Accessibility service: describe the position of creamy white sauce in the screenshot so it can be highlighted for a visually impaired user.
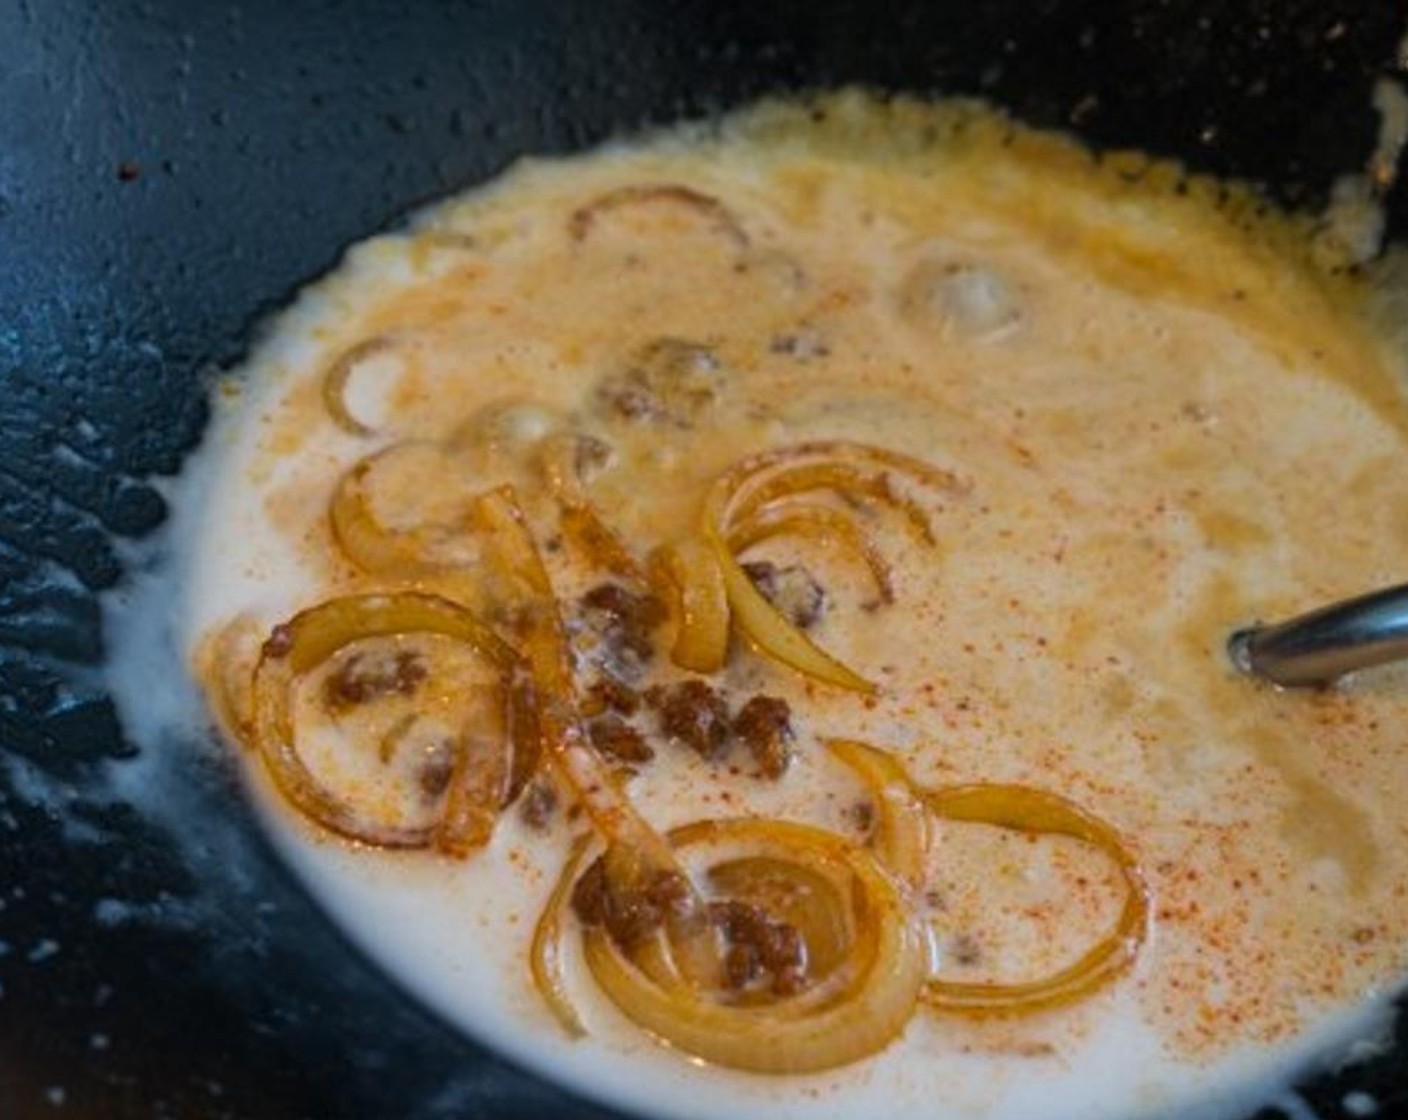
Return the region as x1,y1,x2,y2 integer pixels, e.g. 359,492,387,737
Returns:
104,93,1408,1120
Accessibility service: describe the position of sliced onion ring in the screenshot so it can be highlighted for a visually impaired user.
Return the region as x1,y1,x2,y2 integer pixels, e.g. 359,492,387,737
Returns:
559,503,649,584
537,432,648,584
650,539,730,674
568,185,750,249
322,336,395,437
470,486,719,980
701,441,966,692
709,534,874,692
193,614,264,749
828,738,1150,1015
328,442,477,577
435,690,519,857
503,667,542,804
469,487,657,841
826,739,931,889
718,442,965,546
532,830,595,1038
727,502,895,604
920,782,1150,1014
577,817,929,1073
251,592,520,853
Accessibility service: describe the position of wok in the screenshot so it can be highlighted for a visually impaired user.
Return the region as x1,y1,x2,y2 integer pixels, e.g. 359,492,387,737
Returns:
1,1,1405,1117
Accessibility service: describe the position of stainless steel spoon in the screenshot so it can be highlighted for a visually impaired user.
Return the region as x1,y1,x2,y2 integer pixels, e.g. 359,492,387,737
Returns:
1228,581,1408,687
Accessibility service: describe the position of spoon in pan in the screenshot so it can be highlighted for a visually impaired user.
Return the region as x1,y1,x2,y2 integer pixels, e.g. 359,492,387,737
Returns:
1228,581,1408,687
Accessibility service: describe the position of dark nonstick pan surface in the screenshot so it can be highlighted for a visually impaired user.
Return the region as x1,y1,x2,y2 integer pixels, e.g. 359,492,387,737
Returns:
1,2,1406,1117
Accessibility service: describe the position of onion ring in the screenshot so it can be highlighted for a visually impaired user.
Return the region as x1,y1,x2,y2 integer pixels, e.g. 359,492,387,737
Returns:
920,782,1151,1015
537,432,648,584
828,738,1150,1015
471,485,721,980
650,539,730,674
574,817,929,1073
715,441,965,545
727,502,895,604
251,592,521,852
532,831,595,1038
700,441,966,692
322,337,396,437
826,739,931,889
569,185,750,249
193,613,264,749
328,442,478,577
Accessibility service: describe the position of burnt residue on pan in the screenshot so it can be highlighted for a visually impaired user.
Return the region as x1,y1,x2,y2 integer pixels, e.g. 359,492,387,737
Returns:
0,1,1404,1118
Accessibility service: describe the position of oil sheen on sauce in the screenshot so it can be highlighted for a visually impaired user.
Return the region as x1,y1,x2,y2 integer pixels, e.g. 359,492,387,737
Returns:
175,93,1408,1120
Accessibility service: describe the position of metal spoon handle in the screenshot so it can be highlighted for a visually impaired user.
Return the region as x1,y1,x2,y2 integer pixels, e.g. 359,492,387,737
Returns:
1229,581,1408,687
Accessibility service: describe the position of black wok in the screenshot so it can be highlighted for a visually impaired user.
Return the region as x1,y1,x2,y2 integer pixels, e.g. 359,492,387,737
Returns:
1,1,1405,1117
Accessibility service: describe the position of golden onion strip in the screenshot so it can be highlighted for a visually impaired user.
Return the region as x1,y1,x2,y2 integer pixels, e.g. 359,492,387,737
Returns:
328,442,476,578
537,433,648,584
920,782,1150,1015
579,817,928,1074
503,668,542,804
194,614,264,749
435,687,519,857
731,461,937,544
469,486,716,970
322,336,395,437
711,440,964,536
531,830,594,1038
534,431,587,501
560,503,650,585
650,539,730,674
826,739,931,889
568,184,750,249
828,738,1149,1015
250,592,521,852
706,526,875,692
727,502,895,604
699,441,964,692
468,486,642,825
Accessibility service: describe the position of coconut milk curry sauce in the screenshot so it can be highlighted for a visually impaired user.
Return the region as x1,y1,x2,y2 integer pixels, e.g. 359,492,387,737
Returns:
182,94,1408,1120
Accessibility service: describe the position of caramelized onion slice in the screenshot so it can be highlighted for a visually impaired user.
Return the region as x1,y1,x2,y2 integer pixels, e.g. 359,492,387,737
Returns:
559,503,649,585
707,530,875,693
727,502,895,605
323,337,396,437
470,487,631,817
251,592,520,852
435,686,521,857
719,444,964,548
504,667,542,804
701,441,965,692
193,614,265,749
650,539,730,674
828,738,1150,1015
471,485,720,981
826,739,931,889
537,432,647,584
920,782,1150,1015
329,442,478,577
468,486,648,828
568,185,750,249
532,831,594,1038
577,818,928,1073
